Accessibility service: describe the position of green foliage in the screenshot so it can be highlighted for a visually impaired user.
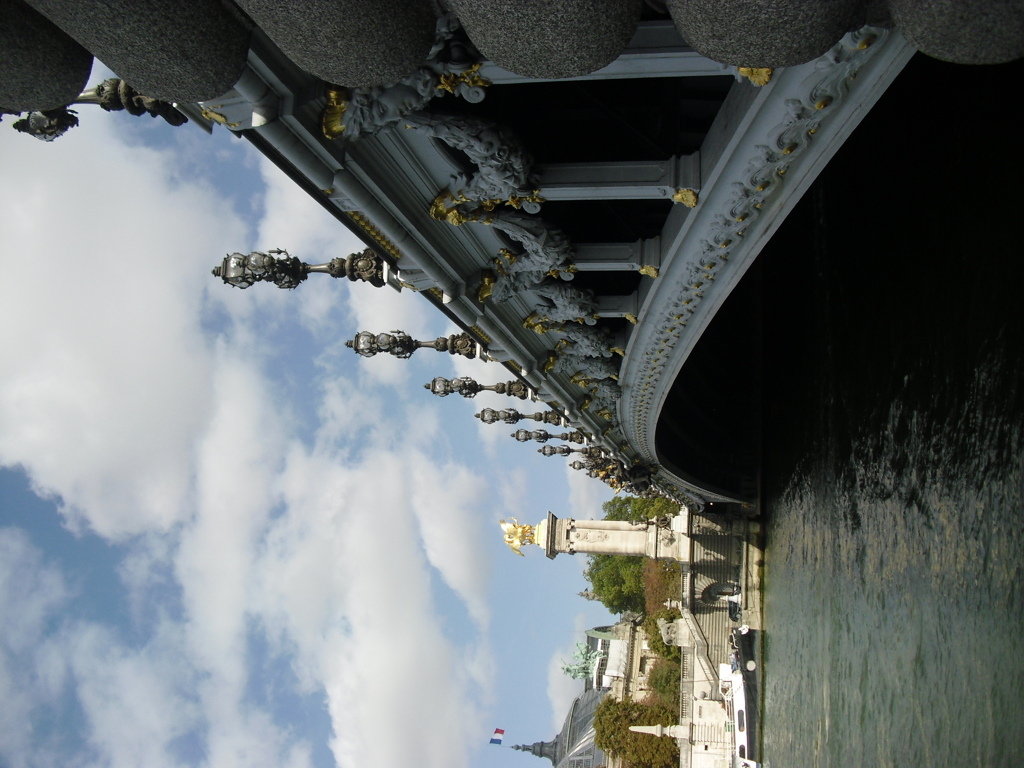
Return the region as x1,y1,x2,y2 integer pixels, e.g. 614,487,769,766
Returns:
642,609,682,663
646,658,681,706
581,497,683,616
583,554,646,615
593,698,679,768
601,496,681,523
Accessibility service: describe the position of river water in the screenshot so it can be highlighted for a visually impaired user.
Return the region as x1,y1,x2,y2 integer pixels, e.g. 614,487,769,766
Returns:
757,54,1024,766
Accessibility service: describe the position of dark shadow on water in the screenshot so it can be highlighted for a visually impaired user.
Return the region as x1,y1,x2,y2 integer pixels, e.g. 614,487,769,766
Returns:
760,52,1024,511
655,257,762,500
754,52,1024,767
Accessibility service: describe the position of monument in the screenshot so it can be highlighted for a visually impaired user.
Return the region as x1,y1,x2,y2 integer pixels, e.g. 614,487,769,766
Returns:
499,512,689,561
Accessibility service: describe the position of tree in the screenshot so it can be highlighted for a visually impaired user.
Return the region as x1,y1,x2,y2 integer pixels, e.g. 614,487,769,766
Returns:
593,698,679,768
580,497,683,615
600,496,680,523
583,553,646,614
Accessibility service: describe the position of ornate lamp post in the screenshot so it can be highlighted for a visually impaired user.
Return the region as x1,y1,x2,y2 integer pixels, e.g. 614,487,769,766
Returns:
425,376,530,400
538,444,572,456
345,330,478,359
475,407,565,425
567,455,654,496
512,428,586,444
8,77,186,142
539,444,605,458
211,248,386,290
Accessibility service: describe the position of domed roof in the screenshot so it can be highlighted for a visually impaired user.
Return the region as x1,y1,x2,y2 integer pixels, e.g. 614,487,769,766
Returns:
513,688,607,768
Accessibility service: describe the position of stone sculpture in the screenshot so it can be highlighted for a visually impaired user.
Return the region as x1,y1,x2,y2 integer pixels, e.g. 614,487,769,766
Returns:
561,642,604,680
486,211,576,300
337,14,489,140
553,324,618,358
407,112,539,207
555,354,621,383
528,280,599,325
656,617,685,647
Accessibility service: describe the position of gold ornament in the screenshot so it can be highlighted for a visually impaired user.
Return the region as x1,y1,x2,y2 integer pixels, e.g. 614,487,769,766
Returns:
499,518,536,557
672,188,698,207
737,67,772,86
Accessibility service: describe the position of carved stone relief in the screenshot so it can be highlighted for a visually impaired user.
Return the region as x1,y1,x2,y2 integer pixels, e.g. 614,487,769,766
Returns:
406,113,539,207
618,26,894,507
333,14,490,141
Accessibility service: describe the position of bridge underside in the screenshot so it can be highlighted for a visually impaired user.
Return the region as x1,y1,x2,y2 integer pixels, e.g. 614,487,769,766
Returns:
655,259,761,502
651,51,1024,508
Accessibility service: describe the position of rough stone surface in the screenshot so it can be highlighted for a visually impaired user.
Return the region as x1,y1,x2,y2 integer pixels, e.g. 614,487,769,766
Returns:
845,0,896,29
24,0,251,103
448,0,642,79
863,0,896,28
234,0,437,87
0,0,93,111
668,0,864,68
889,0,1024,64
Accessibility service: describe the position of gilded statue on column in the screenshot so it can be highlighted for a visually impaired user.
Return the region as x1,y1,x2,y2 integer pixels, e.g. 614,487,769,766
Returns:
499,518,536,556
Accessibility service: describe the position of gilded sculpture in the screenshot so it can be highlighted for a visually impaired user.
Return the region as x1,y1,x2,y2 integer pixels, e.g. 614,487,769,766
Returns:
499,518,536,556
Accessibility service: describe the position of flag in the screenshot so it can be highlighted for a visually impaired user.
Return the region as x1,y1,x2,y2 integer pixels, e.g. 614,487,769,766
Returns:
489,728,505,745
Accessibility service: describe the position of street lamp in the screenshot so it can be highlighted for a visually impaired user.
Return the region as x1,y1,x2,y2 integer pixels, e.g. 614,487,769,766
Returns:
475,408,565,425
345,330,479,359
511,428,586,444
425,376,531,400
211,248,387,290
9,78,187,142
538,444,605,458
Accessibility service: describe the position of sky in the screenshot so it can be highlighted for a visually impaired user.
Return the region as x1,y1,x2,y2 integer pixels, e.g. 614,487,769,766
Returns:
0,64,618,768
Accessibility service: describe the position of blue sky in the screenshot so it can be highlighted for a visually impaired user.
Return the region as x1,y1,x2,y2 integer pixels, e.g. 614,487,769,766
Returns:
0,65,617,768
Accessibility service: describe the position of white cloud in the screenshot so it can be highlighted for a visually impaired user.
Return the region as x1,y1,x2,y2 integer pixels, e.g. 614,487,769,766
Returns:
566,463,613,523
255,156,365,333
0,113,243,539
0,529,68,768
0,529,204,768
64,621,203,768
343,282,438,386
252,443,491,768
0,113,499,768
408,453,493,627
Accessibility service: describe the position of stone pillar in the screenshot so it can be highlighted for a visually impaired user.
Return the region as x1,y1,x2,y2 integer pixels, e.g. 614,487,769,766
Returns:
574,238,661,273
535,512,689,561
629,724,688,739
536,155,699,202
595,293,639,320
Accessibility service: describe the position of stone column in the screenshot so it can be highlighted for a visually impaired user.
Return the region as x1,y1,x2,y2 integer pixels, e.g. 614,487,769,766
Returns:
535,155,699,202
595,293,639,320
573,238,661,273
629,724,688,739
535,512,689,561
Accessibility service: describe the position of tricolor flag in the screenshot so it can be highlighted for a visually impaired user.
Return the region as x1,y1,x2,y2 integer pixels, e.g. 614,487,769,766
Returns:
489,729,505,745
